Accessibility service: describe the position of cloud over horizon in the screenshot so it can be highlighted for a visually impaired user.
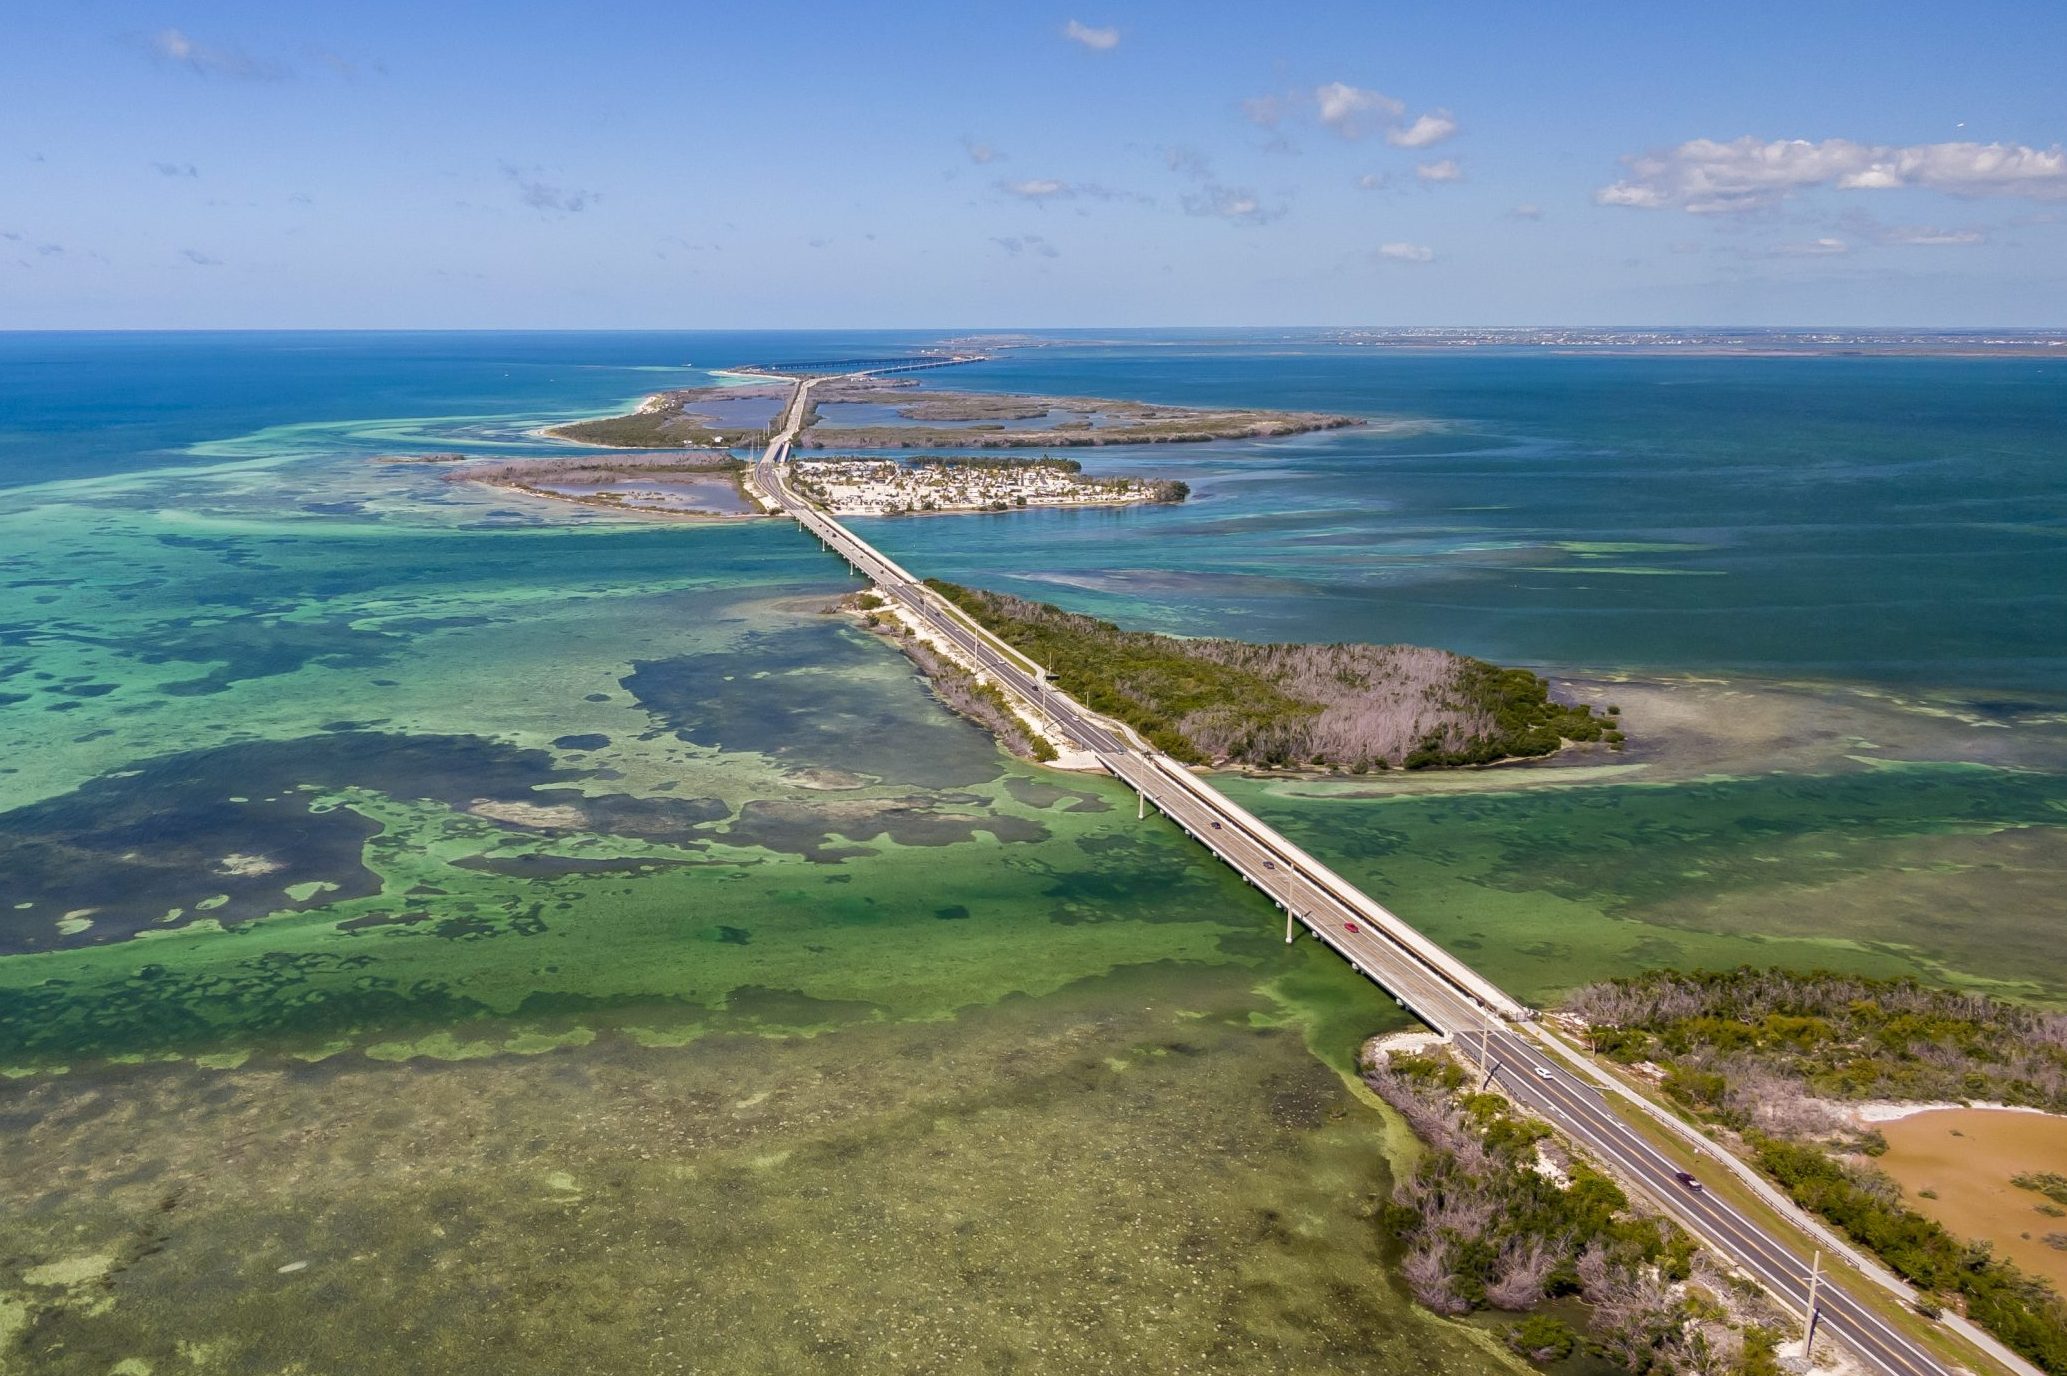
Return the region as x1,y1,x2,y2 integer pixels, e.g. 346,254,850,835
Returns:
1769,237,1850,257
1376,241,1434,263
1598,136,2067,213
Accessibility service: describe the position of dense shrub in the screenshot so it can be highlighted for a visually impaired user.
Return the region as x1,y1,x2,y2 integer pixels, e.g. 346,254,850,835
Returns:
927,582,1609,771
1368,1052,1760,1373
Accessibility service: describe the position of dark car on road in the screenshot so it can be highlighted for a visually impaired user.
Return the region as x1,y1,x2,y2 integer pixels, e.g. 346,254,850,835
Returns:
1673,1171,1704,1193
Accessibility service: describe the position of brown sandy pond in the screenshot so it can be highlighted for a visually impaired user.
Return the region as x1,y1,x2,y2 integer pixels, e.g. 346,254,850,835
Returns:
1875,1108,2067,1292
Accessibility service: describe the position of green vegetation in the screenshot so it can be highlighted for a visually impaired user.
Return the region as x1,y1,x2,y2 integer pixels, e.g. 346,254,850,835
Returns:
546,413,759,449
1368,1050,1782,1373
1507,1312,1577,1362
791,383,1364,450
1566,968,2067,1372
927,582,1609,771
1567,969,2067,1118
543,386,783,450
2014,1173,2067,1208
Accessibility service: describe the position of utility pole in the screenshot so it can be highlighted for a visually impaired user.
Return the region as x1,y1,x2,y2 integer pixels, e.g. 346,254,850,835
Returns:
1803,1250,1822,1355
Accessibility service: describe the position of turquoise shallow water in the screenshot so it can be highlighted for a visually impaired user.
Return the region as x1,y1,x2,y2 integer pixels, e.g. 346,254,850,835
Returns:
0,331,2063,1373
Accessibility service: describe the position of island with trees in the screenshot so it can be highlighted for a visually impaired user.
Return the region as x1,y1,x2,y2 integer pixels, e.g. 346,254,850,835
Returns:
423,451,758,518
920,582,1619,771
542,383,789,449
546,376,1363,451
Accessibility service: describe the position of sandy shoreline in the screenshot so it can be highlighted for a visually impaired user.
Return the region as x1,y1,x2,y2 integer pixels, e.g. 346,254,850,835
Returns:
1848,1100,2062,1125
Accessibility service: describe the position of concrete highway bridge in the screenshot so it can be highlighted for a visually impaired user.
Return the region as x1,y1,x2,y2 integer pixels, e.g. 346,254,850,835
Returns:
732,354,986,377
743,372,2020,1376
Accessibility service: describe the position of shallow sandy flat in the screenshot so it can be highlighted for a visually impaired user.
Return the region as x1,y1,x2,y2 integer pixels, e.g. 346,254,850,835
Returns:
1875,1107,2067,1292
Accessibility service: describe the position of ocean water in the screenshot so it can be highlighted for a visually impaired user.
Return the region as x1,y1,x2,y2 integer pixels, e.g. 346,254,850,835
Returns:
1,331,2063,1373
871,342,2067,693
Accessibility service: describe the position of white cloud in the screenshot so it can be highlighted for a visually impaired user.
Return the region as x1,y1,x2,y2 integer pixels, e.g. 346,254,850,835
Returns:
1181,183,1280,225
998,178,1145,206
1416,159,1463,184
1770,237,1850,256
1509,202,1543,221
999,178,1074,202
1376,241,1434,263
146,28,285,80
1356,173,1390,191
1880,225,1985,246
1063,19,1119,51
1387,110,1458,149
1597,136,2067,213
1314,82,1403,139
152,161,199,178
962,139,1001,165
1596,183,1671,209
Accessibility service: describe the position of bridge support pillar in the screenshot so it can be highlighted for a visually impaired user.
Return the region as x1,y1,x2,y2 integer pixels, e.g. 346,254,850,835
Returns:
1137,790,1145,821
1286,908,1295,944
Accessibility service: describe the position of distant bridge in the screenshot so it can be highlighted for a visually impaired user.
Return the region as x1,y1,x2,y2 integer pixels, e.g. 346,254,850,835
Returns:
731,354,988,377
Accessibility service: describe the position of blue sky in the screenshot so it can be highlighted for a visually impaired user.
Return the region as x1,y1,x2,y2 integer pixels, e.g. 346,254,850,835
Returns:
6,0,2066,327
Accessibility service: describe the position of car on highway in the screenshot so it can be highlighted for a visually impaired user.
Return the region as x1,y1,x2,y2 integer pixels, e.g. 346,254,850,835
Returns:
1672,1170,1704,1193
1344,921,1359,934
1533,1067,1554,1081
